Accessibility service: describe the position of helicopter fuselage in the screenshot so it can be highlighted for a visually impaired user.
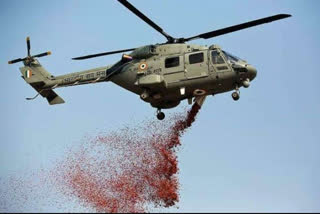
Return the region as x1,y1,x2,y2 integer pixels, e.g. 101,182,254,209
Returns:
13,42,256,110
111,43,257,109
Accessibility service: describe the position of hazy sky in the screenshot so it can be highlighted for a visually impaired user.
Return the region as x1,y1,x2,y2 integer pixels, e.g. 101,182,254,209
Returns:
1,0,320,212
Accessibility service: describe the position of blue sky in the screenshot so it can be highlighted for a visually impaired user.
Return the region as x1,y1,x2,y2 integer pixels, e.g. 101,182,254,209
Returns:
1,0,320,212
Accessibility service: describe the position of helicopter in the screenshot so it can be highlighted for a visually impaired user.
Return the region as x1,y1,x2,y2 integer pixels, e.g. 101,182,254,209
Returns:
8,0,291,120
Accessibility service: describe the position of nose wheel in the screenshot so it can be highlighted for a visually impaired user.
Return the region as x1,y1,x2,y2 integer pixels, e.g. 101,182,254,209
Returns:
232,85,240,101
232,91,240,101
156,109,165,120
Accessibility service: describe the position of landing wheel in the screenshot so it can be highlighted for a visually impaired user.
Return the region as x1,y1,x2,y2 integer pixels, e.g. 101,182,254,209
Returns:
232,91,240,101
156,110,165,120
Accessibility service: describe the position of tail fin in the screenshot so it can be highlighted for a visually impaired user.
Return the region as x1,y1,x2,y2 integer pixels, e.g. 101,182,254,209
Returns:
20,62,65,105
9,37,65,105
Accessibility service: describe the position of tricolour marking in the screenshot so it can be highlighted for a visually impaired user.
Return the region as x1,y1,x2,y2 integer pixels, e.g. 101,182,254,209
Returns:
123,54,133,60
25,69,32,78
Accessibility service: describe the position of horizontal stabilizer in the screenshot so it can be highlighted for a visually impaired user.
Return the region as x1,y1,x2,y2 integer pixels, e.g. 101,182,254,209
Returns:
28,82,65,105
43,90,65,105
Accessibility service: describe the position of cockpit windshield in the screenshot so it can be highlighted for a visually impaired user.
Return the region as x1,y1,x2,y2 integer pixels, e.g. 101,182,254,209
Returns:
222,51,243,63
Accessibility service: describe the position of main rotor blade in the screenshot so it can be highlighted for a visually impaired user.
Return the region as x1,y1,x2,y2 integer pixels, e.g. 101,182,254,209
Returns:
26,37,31,56
118,0,174,42
182,14,292,42
72,48,136,60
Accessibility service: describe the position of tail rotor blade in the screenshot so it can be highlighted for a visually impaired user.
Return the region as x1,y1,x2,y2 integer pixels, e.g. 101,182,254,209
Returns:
26,37,31,56
33,51,51,58
8,58,25,64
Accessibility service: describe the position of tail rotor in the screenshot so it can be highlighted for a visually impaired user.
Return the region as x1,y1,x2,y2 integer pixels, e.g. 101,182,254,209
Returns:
8,37,51,65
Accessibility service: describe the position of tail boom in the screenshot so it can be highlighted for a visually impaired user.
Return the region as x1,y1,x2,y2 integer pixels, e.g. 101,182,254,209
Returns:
19,62,111,105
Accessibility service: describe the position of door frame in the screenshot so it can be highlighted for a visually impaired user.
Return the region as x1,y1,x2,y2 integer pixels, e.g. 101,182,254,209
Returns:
184,50,209,79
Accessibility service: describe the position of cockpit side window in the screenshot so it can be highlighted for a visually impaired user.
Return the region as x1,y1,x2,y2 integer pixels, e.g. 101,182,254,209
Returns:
165,56,180,68
211,50,225,64
222,51,242,63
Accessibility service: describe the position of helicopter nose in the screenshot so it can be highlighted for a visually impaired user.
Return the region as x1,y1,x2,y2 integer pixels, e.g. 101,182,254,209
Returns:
246,64,257,80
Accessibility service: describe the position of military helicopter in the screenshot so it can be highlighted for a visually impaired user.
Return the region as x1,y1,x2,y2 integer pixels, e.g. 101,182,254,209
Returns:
8,0,291,120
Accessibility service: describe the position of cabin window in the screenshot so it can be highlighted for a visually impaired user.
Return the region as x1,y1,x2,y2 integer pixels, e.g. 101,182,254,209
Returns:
189,52,204,64
211,50,225,64
165,56,180,68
